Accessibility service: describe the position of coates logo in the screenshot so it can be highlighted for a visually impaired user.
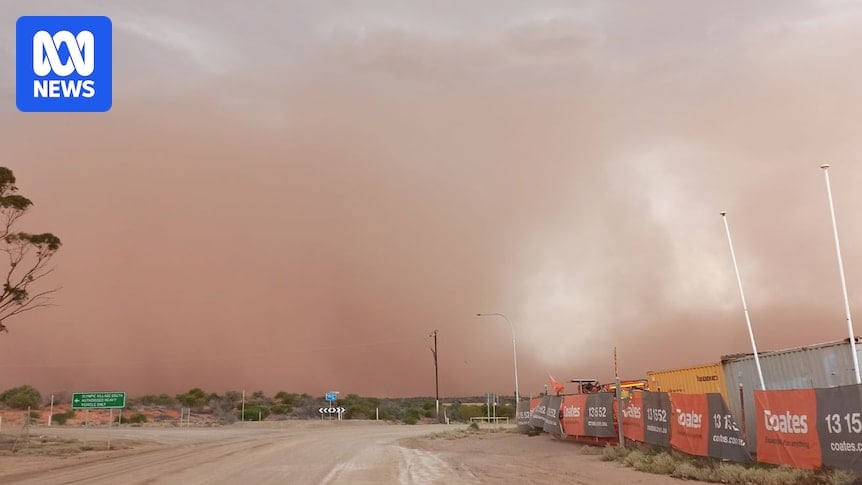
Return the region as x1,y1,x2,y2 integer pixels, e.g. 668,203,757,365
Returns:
622,405,641,419
676,409,702,429
16,15,113,112
763,409,808,434
563,406,581,418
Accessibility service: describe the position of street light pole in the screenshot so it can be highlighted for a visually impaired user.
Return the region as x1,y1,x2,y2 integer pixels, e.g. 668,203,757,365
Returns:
429,330,439,419
820,164,861,384
476,313,520,403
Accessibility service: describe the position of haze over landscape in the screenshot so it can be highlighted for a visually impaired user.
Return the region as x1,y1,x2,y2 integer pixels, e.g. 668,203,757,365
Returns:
1,0,862,399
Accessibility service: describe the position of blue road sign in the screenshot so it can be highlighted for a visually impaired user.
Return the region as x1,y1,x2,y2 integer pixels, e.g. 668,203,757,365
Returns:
325,392,338,402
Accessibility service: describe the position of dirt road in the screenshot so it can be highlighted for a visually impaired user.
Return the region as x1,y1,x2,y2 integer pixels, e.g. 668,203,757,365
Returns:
0,422,687,484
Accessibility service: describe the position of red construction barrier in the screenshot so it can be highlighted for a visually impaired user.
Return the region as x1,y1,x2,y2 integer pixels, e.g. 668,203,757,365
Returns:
755,389,821,470
619,391,644,442
670,393,709,457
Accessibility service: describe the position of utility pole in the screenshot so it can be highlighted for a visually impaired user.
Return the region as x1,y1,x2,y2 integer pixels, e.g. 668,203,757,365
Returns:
430,330,439,420
48,394,54,427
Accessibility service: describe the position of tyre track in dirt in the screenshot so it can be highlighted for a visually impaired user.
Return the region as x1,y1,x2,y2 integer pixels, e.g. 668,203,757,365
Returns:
2,423,470,484
6,432,287,484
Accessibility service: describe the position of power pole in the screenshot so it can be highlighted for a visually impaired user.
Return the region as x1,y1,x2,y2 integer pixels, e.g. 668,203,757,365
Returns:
430,330,439,420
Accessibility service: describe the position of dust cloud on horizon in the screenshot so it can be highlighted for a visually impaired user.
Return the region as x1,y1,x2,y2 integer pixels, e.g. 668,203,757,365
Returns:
1,1,861,398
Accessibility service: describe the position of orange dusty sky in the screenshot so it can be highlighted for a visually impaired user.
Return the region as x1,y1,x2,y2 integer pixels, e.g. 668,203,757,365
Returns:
1,1,862,399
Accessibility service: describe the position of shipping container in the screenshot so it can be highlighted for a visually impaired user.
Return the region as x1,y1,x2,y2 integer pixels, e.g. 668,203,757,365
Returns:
646,362,728,404
721,337,862,451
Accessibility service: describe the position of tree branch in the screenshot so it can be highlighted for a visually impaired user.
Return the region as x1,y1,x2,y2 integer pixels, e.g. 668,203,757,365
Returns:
0,167,61,334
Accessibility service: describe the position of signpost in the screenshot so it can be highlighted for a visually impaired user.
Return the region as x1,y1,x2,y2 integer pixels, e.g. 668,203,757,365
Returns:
72,392,125,451
72,392,126,409
323,392,341,420
318,406,346,415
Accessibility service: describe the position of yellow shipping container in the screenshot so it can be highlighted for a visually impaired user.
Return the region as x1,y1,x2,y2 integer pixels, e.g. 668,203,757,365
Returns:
646,363,728,403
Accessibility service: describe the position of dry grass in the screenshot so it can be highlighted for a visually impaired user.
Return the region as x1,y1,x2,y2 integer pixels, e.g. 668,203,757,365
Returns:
600,444,859,485
426,425,515,440
0,434,137,456
579,444,605,456
426,429,474,440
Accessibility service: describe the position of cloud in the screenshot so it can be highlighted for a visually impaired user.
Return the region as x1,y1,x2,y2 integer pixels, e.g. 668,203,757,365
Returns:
1,1,862,398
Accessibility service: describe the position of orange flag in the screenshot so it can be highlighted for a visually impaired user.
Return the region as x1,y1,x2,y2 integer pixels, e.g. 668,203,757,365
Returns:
548,372,565,395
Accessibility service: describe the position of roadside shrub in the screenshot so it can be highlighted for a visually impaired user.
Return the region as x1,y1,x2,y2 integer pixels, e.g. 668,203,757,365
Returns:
342,394,380,420
291,394,326,419
249,391,274,408
176,388,208,409
828,469,858,485
422,401,436,418
274,392,298,407
238,404,270,421
492,403,516,419
598,443,859,484
580,445,605,456
134,394,177,407
270,404,292,415
647,452,676,475
51,410,75,425
450,404,485,423
600,444,630,462
209,391,242,424
403,408,420,425
0,385,42,409
375,401,403,422
709,462,747,483
117,412,147,424
671,461,711,481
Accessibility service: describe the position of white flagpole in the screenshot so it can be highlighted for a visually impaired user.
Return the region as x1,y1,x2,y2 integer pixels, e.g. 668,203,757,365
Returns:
721,211,766,390
820,164,861,384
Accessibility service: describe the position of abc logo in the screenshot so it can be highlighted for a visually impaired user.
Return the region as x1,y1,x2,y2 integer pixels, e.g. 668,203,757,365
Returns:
16,16,113,112
32,30,96,98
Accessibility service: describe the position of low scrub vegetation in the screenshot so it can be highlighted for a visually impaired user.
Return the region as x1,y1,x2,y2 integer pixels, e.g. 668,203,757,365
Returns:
116,412,148,424
0,385,42,410
427,424,509,440
600,443,858,485
1,384,515,427
50,410,75,425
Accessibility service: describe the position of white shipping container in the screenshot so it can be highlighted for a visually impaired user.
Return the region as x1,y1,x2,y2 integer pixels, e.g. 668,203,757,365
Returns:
721,337,862,451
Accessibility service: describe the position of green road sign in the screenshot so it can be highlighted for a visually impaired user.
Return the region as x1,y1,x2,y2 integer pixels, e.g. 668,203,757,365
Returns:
71,392,126,409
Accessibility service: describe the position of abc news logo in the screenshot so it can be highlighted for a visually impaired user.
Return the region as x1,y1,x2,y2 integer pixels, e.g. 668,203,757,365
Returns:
33,30,96,98
16,16,113,112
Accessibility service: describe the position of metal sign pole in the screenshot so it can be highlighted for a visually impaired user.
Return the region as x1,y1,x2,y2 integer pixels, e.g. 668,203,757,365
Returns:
108,409,112,450
615,377,625,447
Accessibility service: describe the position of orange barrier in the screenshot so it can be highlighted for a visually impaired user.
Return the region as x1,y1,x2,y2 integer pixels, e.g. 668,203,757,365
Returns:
519,384,862,473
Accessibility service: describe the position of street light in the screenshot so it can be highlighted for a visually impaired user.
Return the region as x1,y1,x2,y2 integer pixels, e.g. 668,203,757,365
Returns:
820,164,861,384
476,313,520,403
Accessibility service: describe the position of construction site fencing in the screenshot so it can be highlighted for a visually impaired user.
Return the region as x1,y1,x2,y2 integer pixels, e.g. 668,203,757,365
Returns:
515,387,862,472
